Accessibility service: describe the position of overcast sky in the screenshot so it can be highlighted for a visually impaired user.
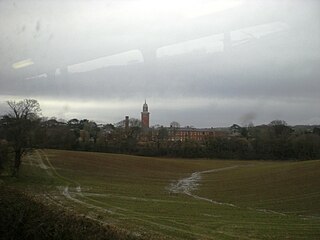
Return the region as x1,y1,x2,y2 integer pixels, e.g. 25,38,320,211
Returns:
0,0,319,127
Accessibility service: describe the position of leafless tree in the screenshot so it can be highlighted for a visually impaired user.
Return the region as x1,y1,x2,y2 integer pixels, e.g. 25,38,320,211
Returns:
0,99,41,176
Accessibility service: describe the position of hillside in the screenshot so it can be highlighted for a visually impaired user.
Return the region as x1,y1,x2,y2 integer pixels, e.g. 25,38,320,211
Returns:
1,149,320,239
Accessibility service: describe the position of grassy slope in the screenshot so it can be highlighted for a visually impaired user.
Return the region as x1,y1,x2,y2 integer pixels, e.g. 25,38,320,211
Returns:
0,186,140,240
196,160,320,216
5,149,320,240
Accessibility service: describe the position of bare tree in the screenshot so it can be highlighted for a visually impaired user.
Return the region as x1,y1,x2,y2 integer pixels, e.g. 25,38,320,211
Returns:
268,120,292,137
0,99,41,176
7,99,41,120
170,121,180,129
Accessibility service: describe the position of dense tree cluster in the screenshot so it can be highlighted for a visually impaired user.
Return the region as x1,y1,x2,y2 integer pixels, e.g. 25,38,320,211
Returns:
25,117,320,160
206,123,320,160
1,99,320,177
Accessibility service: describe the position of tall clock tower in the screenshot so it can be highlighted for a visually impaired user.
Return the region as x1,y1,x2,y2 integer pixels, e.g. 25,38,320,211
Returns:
141,100,150,129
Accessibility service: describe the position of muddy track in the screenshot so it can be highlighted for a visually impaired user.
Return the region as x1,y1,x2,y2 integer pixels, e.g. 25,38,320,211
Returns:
168,165,290,216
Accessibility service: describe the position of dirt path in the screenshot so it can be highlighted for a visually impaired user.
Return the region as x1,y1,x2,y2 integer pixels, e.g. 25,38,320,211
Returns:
168,165,290,216
169,166,239,207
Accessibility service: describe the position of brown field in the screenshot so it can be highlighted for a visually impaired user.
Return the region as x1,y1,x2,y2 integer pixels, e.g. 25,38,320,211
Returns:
5,149,320,239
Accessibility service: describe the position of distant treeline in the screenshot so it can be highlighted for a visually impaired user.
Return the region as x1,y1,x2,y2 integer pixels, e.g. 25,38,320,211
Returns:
14,118,320,160
1,114,320,164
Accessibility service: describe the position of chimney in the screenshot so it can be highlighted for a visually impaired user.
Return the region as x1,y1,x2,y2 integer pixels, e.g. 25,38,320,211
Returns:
125,116,129,129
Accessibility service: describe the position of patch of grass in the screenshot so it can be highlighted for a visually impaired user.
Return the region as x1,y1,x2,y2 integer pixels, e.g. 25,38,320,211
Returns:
2,149,320,239
196,160,320,216
0,186,143,240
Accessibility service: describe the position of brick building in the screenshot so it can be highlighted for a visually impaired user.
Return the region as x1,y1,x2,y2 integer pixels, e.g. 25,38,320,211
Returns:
168,127,216,141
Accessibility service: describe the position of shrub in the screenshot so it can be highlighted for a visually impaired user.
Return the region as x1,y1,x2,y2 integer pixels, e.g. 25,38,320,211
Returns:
0,186,143,240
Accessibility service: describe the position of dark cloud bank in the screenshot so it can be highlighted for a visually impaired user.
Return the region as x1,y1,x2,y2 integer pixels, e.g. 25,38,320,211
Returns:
0,0,319,127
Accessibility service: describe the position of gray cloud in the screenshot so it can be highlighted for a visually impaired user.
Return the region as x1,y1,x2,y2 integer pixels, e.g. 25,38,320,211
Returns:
0,0,319,127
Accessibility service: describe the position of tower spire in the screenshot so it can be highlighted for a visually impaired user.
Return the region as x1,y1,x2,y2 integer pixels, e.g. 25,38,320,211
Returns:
141,100,150,129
